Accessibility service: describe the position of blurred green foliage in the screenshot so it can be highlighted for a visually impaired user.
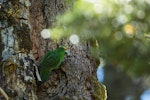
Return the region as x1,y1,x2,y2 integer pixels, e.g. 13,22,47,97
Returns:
50,0,150,77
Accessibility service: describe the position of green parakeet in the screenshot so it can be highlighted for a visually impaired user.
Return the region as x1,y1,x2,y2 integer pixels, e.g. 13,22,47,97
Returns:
38,46,66,82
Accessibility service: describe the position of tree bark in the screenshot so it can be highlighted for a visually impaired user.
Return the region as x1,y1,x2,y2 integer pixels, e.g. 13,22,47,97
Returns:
0,0,37,100
0,0,107,100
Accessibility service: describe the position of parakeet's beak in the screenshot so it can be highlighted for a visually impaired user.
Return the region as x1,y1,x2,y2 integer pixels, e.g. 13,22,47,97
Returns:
62,46,68,55
62,46,67,50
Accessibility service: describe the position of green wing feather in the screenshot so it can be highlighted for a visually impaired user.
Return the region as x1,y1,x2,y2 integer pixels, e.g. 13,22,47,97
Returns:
38,47,66,82
40,50,53,64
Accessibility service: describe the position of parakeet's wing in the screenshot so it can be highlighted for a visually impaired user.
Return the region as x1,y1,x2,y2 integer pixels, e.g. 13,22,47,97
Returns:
40,50,53,64
38,50,65,82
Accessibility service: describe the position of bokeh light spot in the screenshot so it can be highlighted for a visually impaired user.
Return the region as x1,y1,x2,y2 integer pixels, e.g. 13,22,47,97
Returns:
119,0,132,4
85,0,97,4
135,32,143,39
94,4,103,14
124,4,134,14
117,14,128,24
124,24,135,38
69,34,79,44
41,29,51,39
137,10,145,19
114,31,123,40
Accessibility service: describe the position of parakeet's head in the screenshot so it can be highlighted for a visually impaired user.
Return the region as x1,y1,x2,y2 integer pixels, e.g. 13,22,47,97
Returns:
58,46,67,55
56,46,67,54
59,46,67,50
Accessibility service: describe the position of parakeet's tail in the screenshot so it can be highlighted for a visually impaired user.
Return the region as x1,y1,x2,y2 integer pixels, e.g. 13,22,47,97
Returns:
39,68,52,83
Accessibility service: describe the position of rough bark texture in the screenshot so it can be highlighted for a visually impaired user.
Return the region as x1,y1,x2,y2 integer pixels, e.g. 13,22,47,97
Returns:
0,0,107,100
0,0,37,100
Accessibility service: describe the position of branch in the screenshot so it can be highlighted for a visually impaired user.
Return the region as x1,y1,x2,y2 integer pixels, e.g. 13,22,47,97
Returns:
0,87,9,100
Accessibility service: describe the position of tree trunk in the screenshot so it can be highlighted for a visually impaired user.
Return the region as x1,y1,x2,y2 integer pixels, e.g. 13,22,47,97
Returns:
0,0,107,100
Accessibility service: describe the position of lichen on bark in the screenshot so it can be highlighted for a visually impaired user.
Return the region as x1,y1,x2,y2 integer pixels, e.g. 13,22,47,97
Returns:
0,0,32,51
0,33,4,61
13,23,32,51
0,0,37,100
